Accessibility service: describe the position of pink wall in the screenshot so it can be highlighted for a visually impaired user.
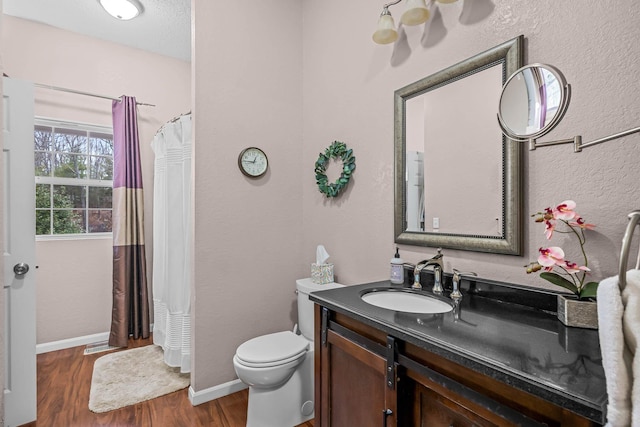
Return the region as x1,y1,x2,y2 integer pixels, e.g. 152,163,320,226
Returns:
301,0,640,288
190,0,640,395
1,16,190,344
192,0,304,390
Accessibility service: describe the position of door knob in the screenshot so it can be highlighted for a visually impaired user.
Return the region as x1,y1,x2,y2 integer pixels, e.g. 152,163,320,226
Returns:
13,262,29,276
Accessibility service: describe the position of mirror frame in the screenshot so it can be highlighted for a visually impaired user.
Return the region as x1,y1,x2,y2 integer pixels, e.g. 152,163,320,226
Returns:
394,35,524,255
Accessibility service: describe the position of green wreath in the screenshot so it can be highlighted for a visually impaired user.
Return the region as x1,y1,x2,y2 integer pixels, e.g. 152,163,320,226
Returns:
315,141,356,198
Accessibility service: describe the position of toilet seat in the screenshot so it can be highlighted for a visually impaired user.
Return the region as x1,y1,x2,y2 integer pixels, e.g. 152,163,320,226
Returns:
235,331,309,368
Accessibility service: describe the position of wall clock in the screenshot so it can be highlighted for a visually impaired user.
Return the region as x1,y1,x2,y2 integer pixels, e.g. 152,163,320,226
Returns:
238,147,268,178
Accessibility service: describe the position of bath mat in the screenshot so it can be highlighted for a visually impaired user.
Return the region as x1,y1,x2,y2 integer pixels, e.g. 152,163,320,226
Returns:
88,345,190,413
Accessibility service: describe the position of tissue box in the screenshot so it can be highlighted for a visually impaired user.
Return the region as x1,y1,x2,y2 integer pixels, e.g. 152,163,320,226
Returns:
311,263,334,284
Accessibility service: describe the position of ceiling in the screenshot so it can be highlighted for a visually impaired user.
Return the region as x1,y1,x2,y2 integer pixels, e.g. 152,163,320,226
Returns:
3,0,191,62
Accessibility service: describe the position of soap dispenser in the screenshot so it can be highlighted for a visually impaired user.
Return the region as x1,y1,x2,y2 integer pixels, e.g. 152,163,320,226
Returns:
390,247,404,285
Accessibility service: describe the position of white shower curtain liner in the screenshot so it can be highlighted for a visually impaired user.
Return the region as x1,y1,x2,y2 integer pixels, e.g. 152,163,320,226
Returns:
151,113,192,373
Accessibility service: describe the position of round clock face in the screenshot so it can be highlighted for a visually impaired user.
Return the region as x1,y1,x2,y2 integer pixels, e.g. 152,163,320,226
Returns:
238,147,268,178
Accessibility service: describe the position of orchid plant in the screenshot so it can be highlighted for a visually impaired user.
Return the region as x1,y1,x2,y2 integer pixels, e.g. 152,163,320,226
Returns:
525,200,598,300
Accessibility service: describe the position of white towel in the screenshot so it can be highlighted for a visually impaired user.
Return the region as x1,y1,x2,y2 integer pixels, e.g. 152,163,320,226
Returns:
622,269,640,426
598,274,632,427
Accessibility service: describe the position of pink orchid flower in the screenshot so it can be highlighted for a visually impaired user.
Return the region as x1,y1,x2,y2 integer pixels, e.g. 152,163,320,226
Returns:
564,261,591,275
538,246,565,267
544,220,556,240
569,216,596,230
553,200,578,221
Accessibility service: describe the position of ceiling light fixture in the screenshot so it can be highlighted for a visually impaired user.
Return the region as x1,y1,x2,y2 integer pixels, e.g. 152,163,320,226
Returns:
373,0,458,45
99,0,143,21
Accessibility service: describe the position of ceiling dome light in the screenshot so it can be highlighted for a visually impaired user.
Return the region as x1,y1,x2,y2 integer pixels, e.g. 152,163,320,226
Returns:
99,0,142,20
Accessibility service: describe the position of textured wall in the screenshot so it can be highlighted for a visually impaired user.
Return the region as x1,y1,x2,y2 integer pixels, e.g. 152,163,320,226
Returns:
301,0,640,289
192,0,304,390
1,16,191,344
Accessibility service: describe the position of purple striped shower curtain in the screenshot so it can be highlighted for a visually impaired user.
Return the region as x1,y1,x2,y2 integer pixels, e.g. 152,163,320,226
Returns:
108,96,150,347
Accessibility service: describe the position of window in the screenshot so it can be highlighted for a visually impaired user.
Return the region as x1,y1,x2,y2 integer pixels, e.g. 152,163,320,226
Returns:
34,118,113,237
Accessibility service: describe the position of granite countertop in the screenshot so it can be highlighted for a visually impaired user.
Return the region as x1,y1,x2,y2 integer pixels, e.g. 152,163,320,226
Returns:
309,277,607,424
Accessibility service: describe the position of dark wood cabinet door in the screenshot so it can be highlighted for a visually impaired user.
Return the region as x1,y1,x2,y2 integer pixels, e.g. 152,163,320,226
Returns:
402,368,551,427
410,380,498,427
318,328,397,427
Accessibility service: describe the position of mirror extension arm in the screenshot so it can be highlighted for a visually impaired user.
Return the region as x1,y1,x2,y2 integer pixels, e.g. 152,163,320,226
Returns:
528,125,640,153
499,63,640,153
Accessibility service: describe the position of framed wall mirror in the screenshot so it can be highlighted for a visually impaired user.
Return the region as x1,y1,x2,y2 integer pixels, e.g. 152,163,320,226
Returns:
394,35,524,255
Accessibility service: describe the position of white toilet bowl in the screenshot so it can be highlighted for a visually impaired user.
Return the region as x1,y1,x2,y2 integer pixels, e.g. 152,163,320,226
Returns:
233,278,344,427
233,331,314,427
233,352,306,388
233,330,308,387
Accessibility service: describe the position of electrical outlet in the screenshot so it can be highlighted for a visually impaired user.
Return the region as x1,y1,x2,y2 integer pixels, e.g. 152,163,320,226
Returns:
432,217,440,229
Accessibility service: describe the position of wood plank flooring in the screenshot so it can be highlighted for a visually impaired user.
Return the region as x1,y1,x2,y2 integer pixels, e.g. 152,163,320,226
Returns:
27,336,314,427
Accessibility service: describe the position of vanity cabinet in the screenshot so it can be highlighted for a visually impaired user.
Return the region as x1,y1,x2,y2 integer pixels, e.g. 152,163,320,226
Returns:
314,305,600,427
317,320,397,426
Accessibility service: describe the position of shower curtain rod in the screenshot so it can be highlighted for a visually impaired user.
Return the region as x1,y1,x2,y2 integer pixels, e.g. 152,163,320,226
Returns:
34,83,156,107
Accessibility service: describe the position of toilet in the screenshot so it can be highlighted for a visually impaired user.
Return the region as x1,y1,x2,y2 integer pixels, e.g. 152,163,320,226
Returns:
233,278,344,427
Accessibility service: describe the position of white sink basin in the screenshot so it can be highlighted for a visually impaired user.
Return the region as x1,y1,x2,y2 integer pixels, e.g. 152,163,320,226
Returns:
361,289,453,314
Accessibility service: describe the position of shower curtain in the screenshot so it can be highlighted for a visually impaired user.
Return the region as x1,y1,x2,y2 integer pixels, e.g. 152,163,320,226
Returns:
152,113,192,373
109,96,150,347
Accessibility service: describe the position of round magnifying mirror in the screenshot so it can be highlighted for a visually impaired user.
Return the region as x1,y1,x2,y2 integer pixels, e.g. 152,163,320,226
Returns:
498,64,570,141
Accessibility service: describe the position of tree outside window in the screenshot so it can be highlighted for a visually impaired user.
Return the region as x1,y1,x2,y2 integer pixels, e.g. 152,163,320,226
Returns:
35,120,113,236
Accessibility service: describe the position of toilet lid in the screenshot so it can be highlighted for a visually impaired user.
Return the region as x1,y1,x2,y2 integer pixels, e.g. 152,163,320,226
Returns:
236,331,309,365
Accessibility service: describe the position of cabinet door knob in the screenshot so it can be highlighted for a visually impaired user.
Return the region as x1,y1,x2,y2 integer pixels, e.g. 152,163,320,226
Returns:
382,408,393,427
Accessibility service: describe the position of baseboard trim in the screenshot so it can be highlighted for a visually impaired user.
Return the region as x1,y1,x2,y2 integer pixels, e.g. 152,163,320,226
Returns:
189,379,248,406
36,331,111,354
36,324,155,354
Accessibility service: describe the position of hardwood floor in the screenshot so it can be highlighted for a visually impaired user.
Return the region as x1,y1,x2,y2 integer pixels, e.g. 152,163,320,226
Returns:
27,336,314,427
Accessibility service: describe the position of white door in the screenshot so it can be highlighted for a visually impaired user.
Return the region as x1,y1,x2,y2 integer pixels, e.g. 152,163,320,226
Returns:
3,77,36,426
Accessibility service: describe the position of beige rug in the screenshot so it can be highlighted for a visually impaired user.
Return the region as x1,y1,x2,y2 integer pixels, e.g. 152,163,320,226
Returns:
89,345,190,413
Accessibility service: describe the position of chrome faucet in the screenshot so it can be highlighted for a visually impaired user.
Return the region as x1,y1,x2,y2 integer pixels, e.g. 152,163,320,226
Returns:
411,248,444,292
451,268,477,300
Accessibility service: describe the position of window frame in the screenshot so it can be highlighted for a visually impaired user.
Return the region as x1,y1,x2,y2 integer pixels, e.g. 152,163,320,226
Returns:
34,117,114,241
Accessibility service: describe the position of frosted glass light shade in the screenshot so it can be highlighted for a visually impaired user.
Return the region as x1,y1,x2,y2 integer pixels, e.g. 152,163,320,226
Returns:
400,0,430,26
372,14,399,44
99,0,142,20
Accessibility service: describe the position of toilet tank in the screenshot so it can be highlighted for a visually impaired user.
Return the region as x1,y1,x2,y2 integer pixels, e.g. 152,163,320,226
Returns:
296,278,344,340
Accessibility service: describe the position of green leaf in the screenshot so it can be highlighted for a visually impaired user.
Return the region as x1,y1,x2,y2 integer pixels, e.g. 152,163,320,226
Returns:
579,282,599,300
540,272,579,295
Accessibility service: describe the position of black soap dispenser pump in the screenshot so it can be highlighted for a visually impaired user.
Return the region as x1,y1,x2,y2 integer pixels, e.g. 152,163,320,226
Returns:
390,247,404,285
